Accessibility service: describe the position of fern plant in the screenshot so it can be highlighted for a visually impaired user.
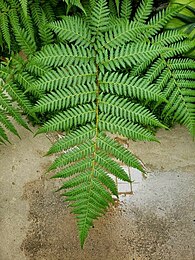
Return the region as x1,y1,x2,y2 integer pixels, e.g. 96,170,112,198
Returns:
0,0,194,247
23,0,195,247
0,0,60,142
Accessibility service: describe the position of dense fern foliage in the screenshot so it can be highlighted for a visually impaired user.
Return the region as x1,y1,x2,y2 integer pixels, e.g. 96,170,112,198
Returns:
20,0,195,247
0,0,195,247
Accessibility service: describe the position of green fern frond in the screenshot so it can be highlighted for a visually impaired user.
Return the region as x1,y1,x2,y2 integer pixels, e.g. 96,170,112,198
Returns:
0,91,30,142
99,42,162,70
133,0,153,24
63,0,85,13
2,81,35,117
97,133,143,171
49,16,92,47
25,1,195,248
9,9,36,55
36,104,96,134
0,110,19,138
99,93,165,127
99,114,158,141
19,0,27,16
90,0,110,34
47,124,96,155
49,141,94,171
121,0,132,19
34,64,96,92
148,6,180,35
152,30,187,46
99,72,165,102
38,11,54,46
34,84,96,113
33,43,95,68
97,20,149,50
0,12,10,50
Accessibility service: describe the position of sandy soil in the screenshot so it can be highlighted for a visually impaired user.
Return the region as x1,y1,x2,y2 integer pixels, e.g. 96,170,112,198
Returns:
0,125,195,260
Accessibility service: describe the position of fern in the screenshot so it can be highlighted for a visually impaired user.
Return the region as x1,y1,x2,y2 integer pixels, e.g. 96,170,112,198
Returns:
1,0,194,248
26,0,195,248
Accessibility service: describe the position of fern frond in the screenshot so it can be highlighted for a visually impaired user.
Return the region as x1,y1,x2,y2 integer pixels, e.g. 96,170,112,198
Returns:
121,0,132,19
38,11,54,46
34,84,96,112
148,6,180,36
16,72,43,98
97,133,143,171
9,9,36,55
0,12,10,50
97,21,149,50
36,104,96,134
99,42,162,70
99,72,165,102
152,30,187,46
133,0,153,24
19,6,35,42
162,40,194,58
90,0,110,34
63,0,85,13
2,81,35,117
47,124,96,155
42,2,56,22
34,64,96,92
99,93,164,127
95,150,130,181
33,43,95,68
49,141,94,171
99,114,158,141
29,1,195,248
144,58,166,83
0,92,28,129
0,110,19,137
19,0,27,16
49,16,92,47
52,157,93,179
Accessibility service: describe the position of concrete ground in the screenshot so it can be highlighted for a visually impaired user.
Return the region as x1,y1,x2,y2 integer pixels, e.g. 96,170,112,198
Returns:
0,125,194,260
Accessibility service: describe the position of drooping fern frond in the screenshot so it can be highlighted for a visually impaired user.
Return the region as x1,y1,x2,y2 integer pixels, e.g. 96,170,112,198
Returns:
24,0,195,248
